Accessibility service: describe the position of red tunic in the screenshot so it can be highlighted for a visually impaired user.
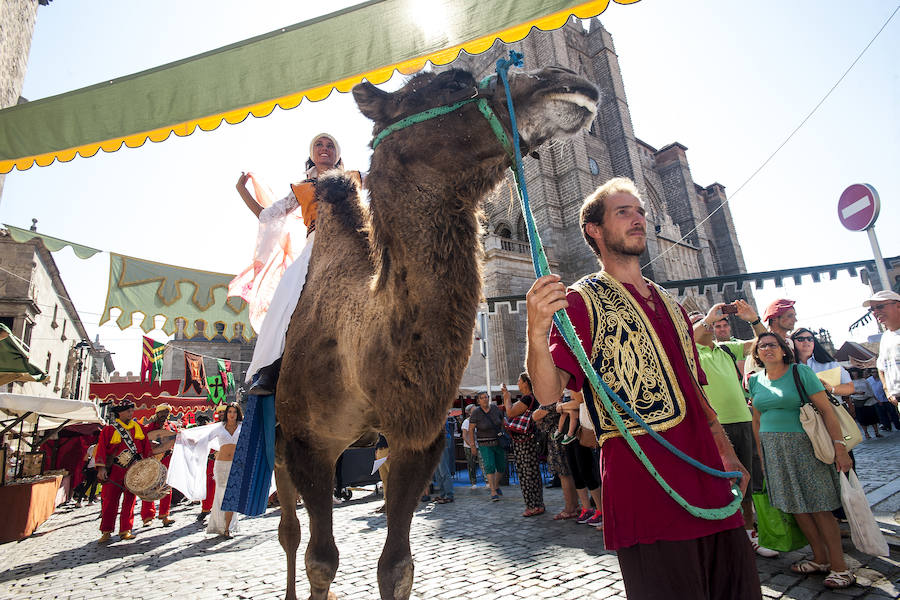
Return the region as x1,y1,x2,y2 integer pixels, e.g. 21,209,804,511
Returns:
95,420,152,467
549,283,744,550
140,420,175,519
95,419,153,533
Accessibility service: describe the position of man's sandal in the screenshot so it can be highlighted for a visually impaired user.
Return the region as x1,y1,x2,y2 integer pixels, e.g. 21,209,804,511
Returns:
790,560,830,574
823,570,855,589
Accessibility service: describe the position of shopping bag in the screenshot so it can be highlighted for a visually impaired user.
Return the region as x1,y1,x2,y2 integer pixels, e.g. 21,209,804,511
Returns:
751,480,808,552
839,470,889,556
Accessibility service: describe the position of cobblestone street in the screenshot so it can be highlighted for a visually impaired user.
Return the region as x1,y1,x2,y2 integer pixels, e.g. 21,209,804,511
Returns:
2,435,899,600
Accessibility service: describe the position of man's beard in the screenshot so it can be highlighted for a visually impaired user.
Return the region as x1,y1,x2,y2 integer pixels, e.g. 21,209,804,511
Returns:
606,230,646,257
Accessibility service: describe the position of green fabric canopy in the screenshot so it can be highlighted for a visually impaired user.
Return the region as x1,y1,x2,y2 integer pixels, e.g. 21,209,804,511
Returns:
0,0,634,173
0,324,47,386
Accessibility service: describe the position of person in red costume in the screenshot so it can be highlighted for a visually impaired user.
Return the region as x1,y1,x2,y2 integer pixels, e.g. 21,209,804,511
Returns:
526,178,760,599
140,404,177,527
193,413,216,521
95,402,152,543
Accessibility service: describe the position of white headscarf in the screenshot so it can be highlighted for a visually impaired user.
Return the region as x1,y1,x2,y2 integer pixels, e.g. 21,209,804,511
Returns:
306,133,342,179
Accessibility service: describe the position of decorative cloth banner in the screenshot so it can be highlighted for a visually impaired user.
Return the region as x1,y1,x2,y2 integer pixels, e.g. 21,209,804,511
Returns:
182,352,208,396
0,324,47,386
101,253,254,341
206,374,226,405
4,224,102,259
0,0,638,173
140,336,165,384
217,359,236,394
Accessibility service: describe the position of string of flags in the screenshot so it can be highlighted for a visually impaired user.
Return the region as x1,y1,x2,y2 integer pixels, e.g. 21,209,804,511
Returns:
141,335,237,405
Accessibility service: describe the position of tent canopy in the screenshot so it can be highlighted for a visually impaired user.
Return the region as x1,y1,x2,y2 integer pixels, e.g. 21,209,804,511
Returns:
0,0,633,173
0,393,103,433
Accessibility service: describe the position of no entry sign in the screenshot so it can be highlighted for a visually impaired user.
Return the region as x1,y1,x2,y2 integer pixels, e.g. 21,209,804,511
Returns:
838,183,880,231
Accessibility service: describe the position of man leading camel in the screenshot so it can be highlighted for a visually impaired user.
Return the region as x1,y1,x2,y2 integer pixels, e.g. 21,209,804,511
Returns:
526,177,760,599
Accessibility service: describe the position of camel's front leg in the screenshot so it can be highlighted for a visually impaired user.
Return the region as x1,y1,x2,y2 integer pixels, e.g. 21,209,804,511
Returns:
378,432,444,600
275,447,302,600
286,436,340,600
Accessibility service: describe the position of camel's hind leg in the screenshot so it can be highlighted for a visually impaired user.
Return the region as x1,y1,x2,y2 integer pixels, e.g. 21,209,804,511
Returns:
378,432,444,600
285,435,341,600
275,435,302,600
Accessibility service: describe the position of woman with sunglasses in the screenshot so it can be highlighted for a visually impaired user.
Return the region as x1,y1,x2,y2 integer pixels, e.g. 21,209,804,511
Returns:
791,329,854,397
749,332,854,590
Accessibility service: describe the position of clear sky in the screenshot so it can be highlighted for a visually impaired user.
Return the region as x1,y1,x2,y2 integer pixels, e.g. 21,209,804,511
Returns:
1,0,898,374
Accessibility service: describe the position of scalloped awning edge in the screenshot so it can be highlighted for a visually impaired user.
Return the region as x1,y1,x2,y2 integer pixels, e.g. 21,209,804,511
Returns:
0,0,639,174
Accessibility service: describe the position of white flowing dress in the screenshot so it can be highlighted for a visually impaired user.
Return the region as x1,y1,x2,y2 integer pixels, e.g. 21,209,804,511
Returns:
246,230,315,381
206,423,242,535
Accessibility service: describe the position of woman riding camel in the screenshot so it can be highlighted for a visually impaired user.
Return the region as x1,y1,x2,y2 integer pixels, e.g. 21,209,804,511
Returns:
235,133,358,395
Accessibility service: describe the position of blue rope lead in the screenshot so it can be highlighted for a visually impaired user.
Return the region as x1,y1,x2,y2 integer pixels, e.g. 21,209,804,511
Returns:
494,51,741,520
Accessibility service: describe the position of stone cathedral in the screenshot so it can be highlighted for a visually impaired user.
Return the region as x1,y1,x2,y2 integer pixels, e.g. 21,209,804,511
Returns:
452,19,753,390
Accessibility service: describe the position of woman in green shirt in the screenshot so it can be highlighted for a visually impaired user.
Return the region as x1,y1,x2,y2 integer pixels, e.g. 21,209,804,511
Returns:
749,332,854,589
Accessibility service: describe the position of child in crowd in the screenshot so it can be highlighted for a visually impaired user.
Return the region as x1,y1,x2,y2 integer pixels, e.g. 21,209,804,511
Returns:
552,393,583,445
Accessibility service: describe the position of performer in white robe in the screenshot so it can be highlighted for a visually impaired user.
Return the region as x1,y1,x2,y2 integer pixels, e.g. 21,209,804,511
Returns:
231,133,359,395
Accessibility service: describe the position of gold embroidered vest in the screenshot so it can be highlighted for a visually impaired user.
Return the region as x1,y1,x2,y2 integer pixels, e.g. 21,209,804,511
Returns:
573,272,700,446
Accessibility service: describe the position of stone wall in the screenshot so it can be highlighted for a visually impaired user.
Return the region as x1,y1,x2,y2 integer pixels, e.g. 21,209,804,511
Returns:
0,0,41,200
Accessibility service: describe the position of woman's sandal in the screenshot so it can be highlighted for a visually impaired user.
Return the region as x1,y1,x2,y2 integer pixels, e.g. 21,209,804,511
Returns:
553,508,580,520
522,507,544,517
790,560,830,574
823,570,855,589
435,497,454,504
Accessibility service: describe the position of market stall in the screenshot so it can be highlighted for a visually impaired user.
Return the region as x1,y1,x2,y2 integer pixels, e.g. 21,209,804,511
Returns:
0,393,103,542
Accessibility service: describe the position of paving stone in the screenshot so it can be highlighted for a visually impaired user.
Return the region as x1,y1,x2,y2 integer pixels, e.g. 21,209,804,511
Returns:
2,438,899,600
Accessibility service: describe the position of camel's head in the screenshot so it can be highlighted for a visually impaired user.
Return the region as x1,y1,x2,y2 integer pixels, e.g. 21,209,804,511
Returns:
353,65,598,168
483,65,600,151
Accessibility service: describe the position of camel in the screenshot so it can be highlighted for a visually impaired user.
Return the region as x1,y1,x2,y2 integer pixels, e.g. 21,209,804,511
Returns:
273,64,599,600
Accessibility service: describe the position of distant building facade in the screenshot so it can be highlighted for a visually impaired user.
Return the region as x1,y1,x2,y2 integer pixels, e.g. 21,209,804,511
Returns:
0,229,96,400
160,319,254,403
451,20,754,388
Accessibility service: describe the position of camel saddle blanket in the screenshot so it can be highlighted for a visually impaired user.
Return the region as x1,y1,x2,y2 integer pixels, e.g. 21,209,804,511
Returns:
572,271,700,447
125,459,171,501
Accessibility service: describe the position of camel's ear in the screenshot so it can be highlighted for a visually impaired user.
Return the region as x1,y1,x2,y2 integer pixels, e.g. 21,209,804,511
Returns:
353,82,392,123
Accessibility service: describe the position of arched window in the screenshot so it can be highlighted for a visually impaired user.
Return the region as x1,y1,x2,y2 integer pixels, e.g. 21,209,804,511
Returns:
494,222,512,239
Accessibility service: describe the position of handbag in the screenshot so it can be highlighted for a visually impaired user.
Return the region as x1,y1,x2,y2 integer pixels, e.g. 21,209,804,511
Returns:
497,430,512,451
506,412,532,435
793,365,862,464
507,395,537,435
752,479,808,552
839,470,889,556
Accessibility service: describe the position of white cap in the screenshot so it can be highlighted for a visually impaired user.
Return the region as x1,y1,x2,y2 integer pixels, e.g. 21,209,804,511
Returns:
862,290,900,307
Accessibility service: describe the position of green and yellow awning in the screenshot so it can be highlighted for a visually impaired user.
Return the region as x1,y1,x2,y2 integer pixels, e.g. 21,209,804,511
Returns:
0,0,636,174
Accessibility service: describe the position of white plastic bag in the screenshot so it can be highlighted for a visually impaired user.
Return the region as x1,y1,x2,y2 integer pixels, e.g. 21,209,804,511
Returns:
839,470,889,557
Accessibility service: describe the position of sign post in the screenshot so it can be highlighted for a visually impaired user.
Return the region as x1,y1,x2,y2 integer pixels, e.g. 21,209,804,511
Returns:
478,312,491,398
838,184,890,291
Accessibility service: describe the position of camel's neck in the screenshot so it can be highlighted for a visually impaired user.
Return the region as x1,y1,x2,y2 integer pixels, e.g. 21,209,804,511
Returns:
366,162,500,328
